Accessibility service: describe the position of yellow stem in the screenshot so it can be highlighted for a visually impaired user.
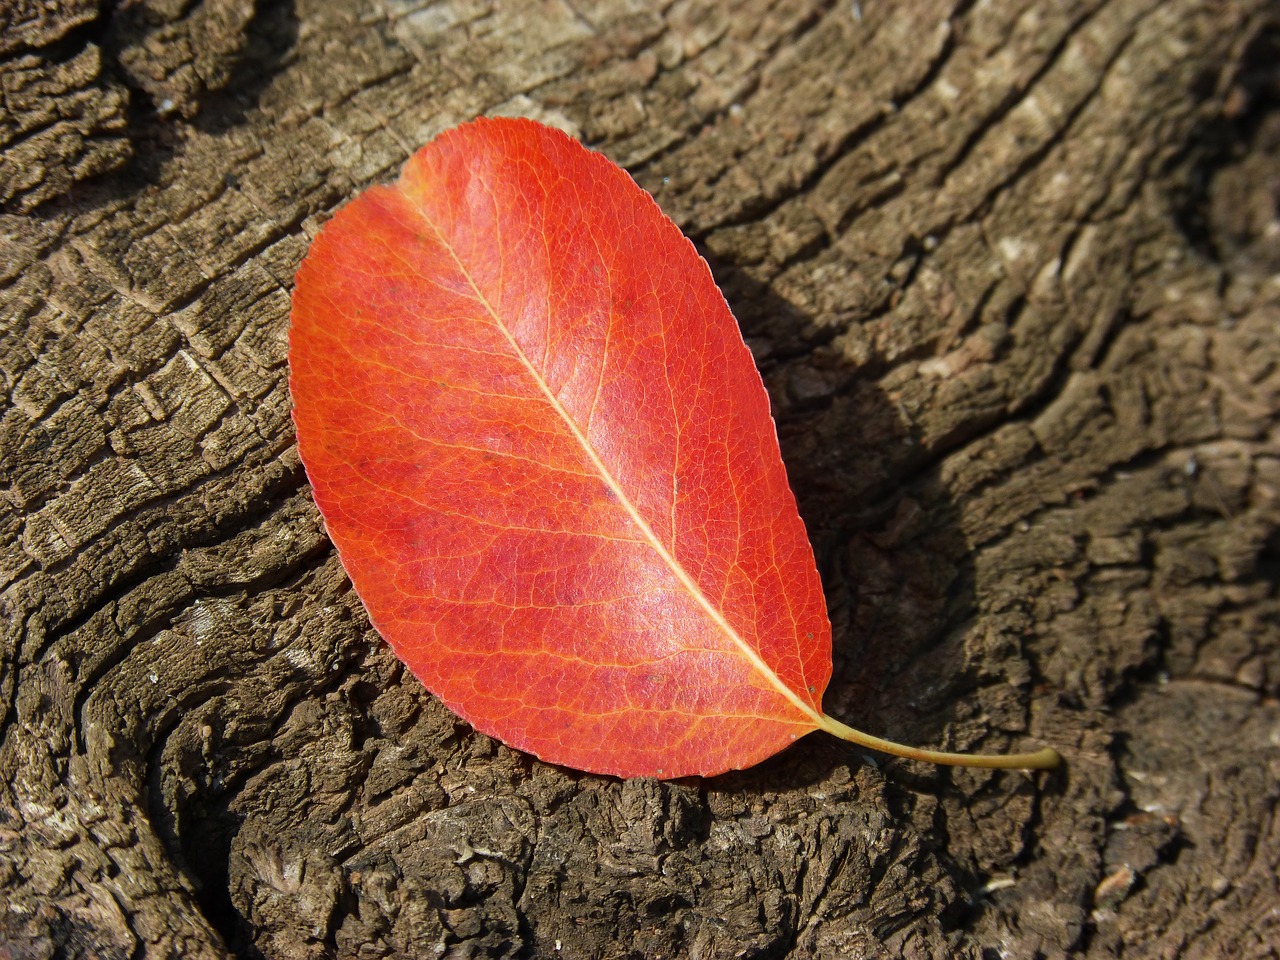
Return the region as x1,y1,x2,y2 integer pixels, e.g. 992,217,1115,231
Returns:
818,714,1061,770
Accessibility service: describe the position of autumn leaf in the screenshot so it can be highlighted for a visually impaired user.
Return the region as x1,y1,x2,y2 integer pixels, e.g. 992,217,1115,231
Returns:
288,117,1058,778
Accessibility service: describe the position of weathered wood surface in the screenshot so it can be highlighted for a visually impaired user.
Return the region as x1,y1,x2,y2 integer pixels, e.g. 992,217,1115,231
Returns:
3,1,1278,957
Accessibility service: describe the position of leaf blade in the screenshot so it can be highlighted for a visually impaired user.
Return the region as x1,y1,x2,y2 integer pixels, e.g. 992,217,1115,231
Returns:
290,118,831,777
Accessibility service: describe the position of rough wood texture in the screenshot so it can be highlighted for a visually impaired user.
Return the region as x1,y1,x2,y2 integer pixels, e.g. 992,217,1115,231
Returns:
3,1,1278,957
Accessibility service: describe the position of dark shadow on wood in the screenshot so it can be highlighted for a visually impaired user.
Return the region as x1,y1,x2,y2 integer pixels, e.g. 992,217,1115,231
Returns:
38,0,301,216
705,253,1048,788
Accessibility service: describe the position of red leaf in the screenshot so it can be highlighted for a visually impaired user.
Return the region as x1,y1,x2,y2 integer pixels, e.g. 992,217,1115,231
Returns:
290,117,827,777
289,118,1059,778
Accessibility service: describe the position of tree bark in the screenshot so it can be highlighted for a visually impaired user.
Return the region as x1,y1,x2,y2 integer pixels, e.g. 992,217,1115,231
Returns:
3,1,1278,957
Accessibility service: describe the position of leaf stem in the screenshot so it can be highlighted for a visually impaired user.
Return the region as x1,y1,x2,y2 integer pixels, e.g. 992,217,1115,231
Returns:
818,714,1061,770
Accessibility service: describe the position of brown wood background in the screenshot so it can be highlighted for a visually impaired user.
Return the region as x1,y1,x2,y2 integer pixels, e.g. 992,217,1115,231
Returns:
2,1,1278,957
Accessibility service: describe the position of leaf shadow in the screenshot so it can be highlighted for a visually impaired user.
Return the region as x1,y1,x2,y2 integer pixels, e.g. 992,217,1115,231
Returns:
705,258,1023,789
